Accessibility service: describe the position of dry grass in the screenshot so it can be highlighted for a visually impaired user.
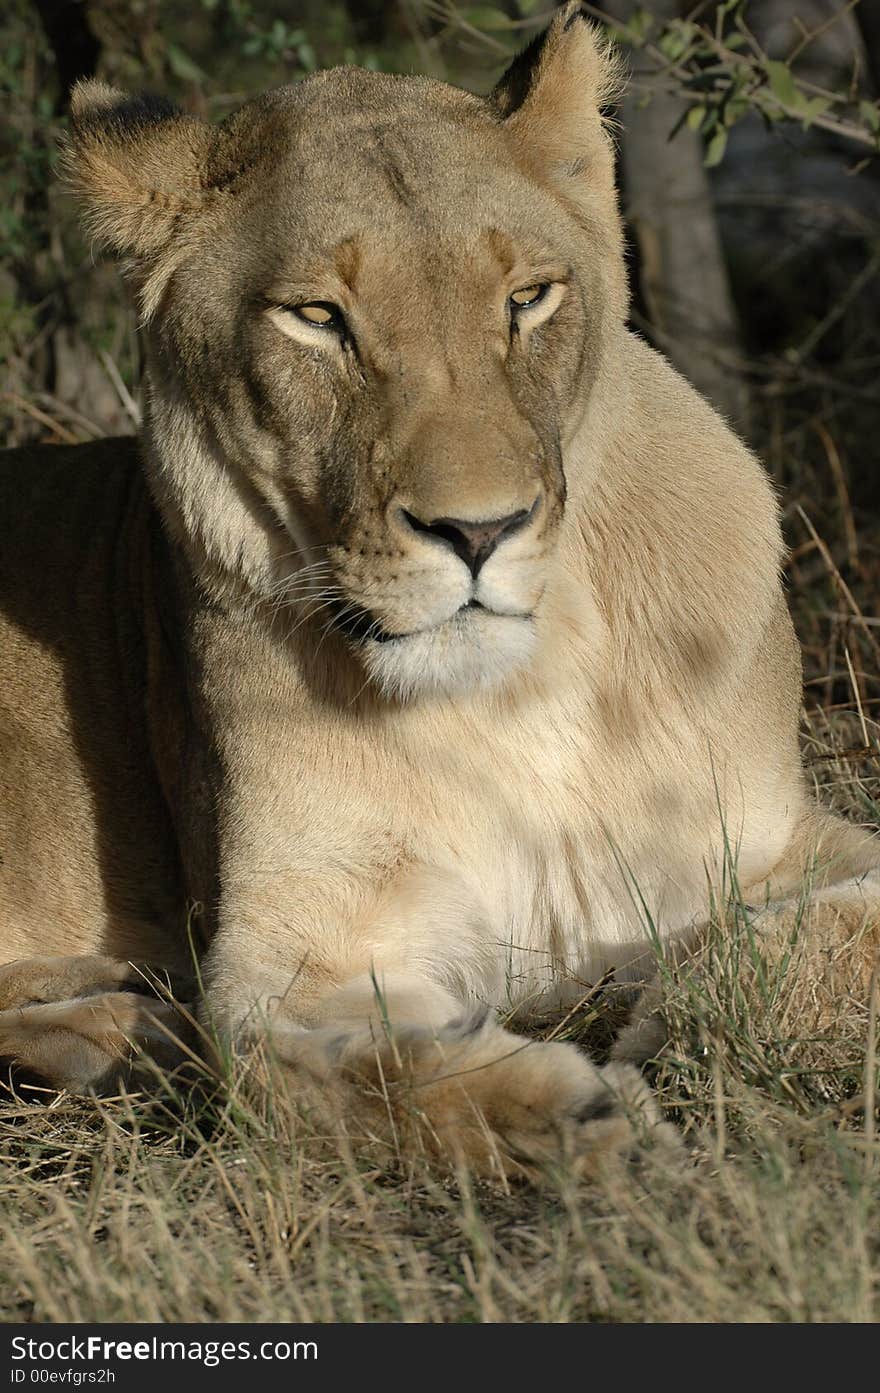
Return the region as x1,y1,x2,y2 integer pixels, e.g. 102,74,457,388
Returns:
0,985,876,1322
1,698,877,1325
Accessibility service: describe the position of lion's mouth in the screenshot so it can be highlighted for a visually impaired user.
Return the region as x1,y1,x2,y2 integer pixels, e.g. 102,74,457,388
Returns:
330,604,404,645
330,598,515,646
335,596,540,700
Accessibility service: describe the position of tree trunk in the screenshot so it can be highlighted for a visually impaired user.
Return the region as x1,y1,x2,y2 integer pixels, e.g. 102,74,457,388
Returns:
603,0,750,432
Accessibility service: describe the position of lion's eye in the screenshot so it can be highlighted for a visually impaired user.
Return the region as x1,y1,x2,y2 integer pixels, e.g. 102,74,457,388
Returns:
290,302,344,330
509,284,548,310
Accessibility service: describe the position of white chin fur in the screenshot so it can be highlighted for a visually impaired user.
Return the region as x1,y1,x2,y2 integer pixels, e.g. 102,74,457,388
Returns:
361,612,537,702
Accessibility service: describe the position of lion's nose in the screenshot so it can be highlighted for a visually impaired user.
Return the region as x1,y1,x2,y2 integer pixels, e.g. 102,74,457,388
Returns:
398,497,541,577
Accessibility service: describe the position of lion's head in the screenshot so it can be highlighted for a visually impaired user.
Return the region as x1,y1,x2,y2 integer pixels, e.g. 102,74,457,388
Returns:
67,4,625,700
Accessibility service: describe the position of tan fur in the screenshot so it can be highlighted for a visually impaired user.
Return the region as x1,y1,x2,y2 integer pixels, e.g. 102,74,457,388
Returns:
0,4,877,1177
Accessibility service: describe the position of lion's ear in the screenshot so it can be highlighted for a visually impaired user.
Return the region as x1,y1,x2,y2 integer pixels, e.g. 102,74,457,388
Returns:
490,3,622,195
64,81,214,263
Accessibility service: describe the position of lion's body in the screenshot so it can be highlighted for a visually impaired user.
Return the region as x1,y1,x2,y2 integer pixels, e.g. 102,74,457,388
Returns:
0,440,185,966
1,5,877,1175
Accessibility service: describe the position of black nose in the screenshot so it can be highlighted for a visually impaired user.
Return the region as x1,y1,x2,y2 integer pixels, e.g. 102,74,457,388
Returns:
399,501,538,577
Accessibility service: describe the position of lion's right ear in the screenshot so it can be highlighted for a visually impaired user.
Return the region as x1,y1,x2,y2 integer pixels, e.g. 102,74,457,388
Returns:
64,81,214,264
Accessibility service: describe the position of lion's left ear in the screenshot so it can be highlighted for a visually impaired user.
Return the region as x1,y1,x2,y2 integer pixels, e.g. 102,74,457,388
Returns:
489,3,622,197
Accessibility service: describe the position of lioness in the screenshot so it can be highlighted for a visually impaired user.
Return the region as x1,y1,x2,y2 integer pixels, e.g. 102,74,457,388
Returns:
1,3,877,1177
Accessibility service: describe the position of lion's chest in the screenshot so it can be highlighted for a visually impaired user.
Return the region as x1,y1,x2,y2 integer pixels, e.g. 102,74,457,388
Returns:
403,694,789,1007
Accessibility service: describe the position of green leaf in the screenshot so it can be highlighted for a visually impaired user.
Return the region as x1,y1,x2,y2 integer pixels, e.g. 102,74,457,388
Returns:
166,43,205,84
723,98,749,126
800,96,830,130
296,41,316,72
460,6,516,29
860,99,880,134
658,20,697,62
614,8,654,47
704,128,728,167
765,60,798,110
686,104,707,132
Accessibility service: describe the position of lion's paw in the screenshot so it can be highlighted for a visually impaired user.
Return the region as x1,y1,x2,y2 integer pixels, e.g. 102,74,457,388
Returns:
0,991,188,1092
268,1011,678,1180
